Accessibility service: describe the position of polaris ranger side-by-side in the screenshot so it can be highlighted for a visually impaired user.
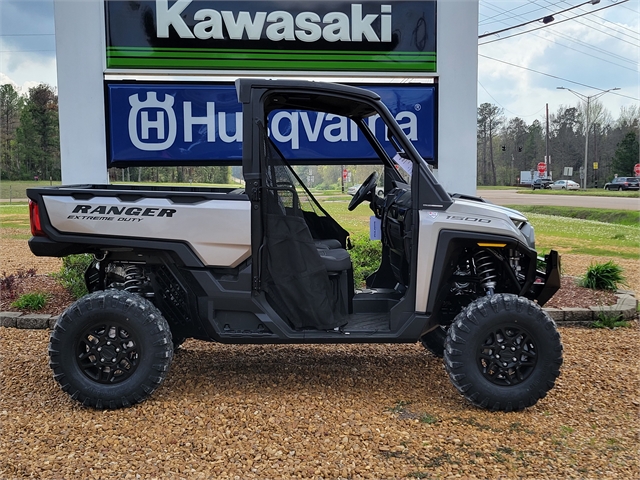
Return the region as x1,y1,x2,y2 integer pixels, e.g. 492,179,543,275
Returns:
28,79,562,411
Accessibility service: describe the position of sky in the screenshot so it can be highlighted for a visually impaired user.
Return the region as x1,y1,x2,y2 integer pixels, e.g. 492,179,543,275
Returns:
0,0,638,126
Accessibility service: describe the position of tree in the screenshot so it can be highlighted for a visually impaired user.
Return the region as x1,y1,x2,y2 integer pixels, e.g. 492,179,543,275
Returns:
611,132,639,177
524,119,545,171
0,84,23,179
549,106,583,177
16,84,60,180
477,103,504,185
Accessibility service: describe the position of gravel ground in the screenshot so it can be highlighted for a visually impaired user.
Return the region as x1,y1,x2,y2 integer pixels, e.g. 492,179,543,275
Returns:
1,232,639,479
1,325,639,479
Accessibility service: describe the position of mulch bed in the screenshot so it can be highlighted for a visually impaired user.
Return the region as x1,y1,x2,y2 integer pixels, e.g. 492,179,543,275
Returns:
0,273,619,317
544,276,618,309
0,274,76,316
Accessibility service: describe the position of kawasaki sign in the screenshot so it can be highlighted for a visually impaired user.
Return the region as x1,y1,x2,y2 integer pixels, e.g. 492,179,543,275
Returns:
105,0,437,73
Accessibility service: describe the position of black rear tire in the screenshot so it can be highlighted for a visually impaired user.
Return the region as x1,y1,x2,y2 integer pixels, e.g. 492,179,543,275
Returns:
420,326,447,357
444,294,562,412
49,290,173,409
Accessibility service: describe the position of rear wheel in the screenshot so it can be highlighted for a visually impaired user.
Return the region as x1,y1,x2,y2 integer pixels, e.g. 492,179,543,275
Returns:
444,294,562,412
49,290,173,409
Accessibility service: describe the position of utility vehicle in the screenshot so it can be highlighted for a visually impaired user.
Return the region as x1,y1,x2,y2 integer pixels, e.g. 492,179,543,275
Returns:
28,79,562,411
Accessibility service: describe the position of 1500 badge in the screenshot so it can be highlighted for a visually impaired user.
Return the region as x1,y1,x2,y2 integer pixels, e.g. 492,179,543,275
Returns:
446,215,491,223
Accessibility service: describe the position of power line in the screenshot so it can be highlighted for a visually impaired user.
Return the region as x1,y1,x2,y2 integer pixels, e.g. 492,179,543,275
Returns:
479,1,567,27
539,39,637,72
481,0,639,43
480,1,638,66
551,0,640,42
479,0,603,39
478,53,640,101
479,0,630,45
565,1,640,38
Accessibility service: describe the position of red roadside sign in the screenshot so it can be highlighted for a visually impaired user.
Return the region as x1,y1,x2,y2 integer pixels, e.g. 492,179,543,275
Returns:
537,162,547,174
634,163,640,176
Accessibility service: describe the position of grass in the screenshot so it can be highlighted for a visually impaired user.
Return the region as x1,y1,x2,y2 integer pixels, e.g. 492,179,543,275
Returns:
507,205,639,227
478,185,640,198
11,292,48,310
591,312,631,329
327,200,639,260
0,204,31,231
579,261,627,290
0,180,62,200
526,213,639,259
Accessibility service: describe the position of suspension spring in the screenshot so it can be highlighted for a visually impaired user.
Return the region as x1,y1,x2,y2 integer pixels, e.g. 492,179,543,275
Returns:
122,264,146,294
474,249,497,294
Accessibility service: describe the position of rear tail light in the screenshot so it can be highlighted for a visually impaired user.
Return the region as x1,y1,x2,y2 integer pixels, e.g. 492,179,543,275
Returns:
29,200,45,237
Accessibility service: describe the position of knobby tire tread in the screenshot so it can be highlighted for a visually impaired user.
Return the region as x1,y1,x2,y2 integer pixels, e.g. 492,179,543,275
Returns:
443,294,563,412
49,290,173,409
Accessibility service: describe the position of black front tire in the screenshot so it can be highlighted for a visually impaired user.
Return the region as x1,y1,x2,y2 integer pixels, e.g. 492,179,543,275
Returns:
444,294,562,412
49,290,173,409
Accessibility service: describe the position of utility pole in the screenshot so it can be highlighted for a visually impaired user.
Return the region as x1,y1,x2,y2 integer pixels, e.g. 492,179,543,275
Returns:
545,103,550,174
557,86,620,189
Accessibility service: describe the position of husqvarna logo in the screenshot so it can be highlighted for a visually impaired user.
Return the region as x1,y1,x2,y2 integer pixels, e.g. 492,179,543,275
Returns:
127,91,242,151
128,92,178,151
124,89,418,153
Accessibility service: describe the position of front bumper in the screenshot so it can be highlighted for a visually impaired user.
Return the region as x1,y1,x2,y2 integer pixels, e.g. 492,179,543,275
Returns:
531,250,561,307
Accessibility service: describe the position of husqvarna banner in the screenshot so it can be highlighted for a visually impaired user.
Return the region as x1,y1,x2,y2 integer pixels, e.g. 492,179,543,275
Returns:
106,83,436,166
104,0,437,74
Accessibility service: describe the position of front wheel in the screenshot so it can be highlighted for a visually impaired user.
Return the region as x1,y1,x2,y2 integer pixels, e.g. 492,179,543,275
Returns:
444,294,562,412
49,290,173,409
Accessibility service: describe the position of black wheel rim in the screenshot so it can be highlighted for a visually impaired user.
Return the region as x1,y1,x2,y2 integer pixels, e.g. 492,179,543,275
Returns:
477,325,537,386
76,322,140,384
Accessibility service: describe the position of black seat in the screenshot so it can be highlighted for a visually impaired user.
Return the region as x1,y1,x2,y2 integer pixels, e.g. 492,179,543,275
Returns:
317,247,351,272
314,238,343,250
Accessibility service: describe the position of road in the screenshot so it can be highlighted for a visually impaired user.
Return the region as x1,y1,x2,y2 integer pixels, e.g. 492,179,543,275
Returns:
478,189,639,211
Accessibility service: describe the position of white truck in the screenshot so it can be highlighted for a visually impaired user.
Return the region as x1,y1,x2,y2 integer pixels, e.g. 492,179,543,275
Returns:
28,79,562,411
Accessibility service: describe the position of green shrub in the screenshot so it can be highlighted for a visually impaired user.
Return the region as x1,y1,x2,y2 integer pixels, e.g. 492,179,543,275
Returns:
591,312,631,329
349,234,382,287
12,292,48,310
54,254,93,299
579,261,626,291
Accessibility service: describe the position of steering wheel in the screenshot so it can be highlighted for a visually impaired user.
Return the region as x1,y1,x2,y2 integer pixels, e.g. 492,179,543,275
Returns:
348,171,379,211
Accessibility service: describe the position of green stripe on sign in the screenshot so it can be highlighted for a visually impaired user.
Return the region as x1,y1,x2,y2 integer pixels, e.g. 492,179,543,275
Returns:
106,47,436,71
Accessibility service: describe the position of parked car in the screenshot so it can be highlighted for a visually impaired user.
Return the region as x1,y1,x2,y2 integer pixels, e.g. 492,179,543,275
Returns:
550,180,580,190
603,177,640,191
531,178,553,190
